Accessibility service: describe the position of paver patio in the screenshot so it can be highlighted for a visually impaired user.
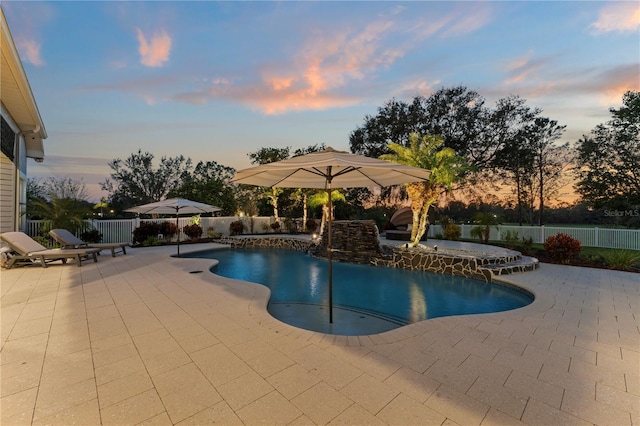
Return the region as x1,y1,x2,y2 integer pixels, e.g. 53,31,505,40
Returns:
1,240,638,425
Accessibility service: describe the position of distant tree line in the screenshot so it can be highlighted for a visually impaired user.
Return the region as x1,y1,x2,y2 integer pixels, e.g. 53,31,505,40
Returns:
349,86,571,227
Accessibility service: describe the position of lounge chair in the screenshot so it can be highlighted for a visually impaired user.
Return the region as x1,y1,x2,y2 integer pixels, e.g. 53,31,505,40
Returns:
49,229,129,257
0,231,100,268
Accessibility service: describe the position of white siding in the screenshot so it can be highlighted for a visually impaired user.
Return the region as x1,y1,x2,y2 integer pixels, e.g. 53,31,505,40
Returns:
0,152,16,233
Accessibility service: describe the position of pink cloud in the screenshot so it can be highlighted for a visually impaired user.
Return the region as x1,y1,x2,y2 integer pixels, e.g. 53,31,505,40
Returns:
503,53,555,85
590,3,640,34
3,2,53,67
171,5,491,115
15,38,45,67
245,18,404,114
596,64,640,104
172,16,405,114
136,28,172,67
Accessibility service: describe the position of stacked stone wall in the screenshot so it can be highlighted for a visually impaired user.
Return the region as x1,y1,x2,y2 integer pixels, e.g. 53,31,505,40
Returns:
229,237,313,252
310,220,387,264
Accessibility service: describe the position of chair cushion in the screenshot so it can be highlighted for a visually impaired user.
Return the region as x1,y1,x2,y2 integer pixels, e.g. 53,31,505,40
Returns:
0,232,47,254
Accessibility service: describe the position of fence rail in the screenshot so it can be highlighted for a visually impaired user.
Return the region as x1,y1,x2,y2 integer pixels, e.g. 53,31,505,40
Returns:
24,219,640,251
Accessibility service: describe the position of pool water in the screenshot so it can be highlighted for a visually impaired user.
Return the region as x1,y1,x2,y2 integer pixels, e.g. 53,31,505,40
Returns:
187,248,532,335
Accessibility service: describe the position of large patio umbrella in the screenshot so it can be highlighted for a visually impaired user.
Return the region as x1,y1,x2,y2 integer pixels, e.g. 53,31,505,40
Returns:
231,147,432,323
126,197,221,256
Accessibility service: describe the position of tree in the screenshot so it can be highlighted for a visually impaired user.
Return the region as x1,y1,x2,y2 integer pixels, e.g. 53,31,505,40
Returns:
349,88,559,211
247,147,291,221
496,131,535,226
308,190,346,237
27,178,48,215
380,133,468,246
27,177,92,234
575,91,640,213
349,97,431,159
526,117,568,225
167,160,237,216
101,150,192,211
420,86,487,166
94,197,108,217
289,144,326,230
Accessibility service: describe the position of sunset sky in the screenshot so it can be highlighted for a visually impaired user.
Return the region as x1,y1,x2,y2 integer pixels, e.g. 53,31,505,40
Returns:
4,1,639,202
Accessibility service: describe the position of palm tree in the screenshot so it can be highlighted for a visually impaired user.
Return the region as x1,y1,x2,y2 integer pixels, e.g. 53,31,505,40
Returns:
94,197,108,217
308,190,346,237
31,196,90,236
381,133,468,246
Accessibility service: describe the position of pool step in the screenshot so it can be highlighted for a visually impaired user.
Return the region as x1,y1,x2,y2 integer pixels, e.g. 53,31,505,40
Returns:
479,256,539,277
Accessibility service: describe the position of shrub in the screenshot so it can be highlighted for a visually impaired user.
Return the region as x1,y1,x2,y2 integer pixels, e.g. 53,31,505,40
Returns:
229,220,245,236
81,229,103,243
270,221,281,232
143,236,162,246
183,224,203,240
471,225,488,243
471,212,498,244
521,236,534,254
133,222,162,244
306,219,318,233
544,233,582,264
207,226,221,238
443,224,461,241
33,235,54,248
283,217,294,233
160,222,178,238
504,230,519,245
600,249,640,271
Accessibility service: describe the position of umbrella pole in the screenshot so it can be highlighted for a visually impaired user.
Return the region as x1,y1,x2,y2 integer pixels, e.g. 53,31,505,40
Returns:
327,179,333,324
176,214,180,257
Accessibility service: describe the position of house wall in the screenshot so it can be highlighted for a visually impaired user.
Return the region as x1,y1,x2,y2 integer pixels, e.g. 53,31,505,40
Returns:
0,109,27,234
0,152,16,234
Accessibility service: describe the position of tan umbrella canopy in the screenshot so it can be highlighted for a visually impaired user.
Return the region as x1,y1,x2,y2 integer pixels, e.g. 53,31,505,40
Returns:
126,198,221,256
232,147,432,323
232,147,432,189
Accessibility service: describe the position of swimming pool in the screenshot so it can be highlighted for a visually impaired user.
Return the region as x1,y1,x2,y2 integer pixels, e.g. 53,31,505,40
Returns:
187,248,533,335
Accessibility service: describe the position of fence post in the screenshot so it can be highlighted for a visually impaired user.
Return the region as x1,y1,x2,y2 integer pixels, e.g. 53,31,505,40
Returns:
540,225,545,244
594,227,599,247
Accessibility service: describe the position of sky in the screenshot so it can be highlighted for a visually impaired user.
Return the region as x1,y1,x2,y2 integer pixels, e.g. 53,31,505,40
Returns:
4,1,639,203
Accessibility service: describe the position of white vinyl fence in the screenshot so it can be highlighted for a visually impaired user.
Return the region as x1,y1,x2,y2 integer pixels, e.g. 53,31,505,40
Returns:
26,216,278,245
24,219,640,250
426,224,640,251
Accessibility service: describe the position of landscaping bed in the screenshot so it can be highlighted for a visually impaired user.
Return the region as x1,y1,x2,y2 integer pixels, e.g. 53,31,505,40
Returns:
468,239,640,273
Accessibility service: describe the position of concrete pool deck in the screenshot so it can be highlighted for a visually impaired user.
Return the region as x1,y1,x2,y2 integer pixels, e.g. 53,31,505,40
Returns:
1,240,638,425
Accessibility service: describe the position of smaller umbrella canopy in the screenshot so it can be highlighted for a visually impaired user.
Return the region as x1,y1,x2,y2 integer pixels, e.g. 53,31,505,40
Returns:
126,198,221,256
